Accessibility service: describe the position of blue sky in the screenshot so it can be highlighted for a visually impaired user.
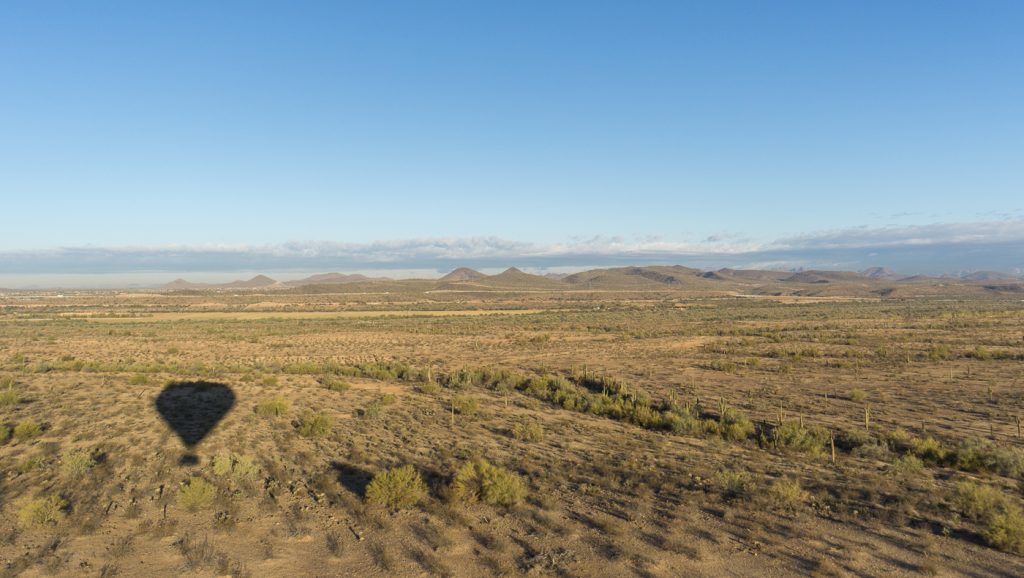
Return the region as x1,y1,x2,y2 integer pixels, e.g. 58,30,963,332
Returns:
1,1,1022,284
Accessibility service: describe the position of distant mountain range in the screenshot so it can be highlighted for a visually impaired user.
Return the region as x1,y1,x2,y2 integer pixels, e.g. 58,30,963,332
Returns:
161,272,388,290
153,266,1024,297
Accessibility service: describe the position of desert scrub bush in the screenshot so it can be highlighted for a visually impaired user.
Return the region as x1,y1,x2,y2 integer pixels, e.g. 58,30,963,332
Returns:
662,410,697,434
60,449,96,479
955,481,1024,554
927,344,953,361
967,346,992,361
13,419,42,441
319,376,351,392
956,481,1008,521
511,421,543,442
848,388,867,402
359,400,383,419
707,360,739,373
880,427,914,453
951,438,1024,478
984,505,1024,555
771,421,830,455
834,428,872,451
213,451,260,483
255,396,290,418
297,412,332,437
712,408,755,442
0,425,9,444
712,470,756,500
177,477,217,511
451,459,527,507
910,436,949,464
451,395,477,416
18,495,67,528
889,454,930,483
766,478,810,510
416,382,441,395
0,384,17,407
365,465,427,512
232,455,259,481
260,375,279,387
129,373,149,385
212,451,234,477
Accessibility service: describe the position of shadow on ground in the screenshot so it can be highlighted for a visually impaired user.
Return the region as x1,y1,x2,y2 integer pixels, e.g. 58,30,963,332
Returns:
155,381,235,463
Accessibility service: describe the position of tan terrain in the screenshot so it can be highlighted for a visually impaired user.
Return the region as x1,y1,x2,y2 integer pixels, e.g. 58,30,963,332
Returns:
1,271,1024,576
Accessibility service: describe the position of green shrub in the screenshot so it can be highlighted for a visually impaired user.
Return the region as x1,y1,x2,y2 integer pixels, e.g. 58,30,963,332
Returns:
911,436,949,463
297,412,332,437
365,465,427,511
451,459,527,507
664,411,704,436
0,425,9,443
985,505,1024,555
955,481,1024,554
711,409,755,442
956,481,1008,521
712,470,755,500
60,449,96,478
260,375,279,387
849,388,867,403
129,373,149,385
512,421,544,442
772,421,830,455
18,495,67,528
232,455,260,482
952,438,1024,478
889,454,929,482
212,451,234,477
213,452,260,483
881,428,914,452
13,419,42,441
255,396,290,418
177,477,216,511
767,478,810,510
319,376,351,392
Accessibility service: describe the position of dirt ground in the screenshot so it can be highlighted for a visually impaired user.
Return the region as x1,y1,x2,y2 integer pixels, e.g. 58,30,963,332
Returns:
1,288,1023,576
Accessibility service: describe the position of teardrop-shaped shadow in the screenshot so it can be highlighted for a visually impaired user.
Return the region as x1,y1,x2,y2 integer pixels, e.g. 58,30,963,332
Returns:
155,381,235,463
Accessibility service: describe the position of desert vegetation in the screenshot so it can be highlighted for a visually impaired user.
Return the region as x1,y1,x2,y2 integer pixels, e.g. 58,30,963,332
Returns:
1,285,1023,575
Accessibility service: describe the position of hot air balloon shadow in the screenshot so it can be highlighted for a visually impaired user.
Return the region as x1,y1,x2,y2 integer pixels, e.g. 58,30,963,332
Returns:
155,381,235,465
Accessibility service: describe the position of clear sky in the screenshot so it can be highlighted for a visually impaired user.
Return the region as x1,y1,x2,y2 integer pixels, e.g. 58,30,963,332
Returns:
1,1,1022,284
